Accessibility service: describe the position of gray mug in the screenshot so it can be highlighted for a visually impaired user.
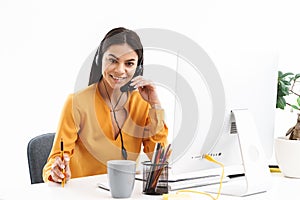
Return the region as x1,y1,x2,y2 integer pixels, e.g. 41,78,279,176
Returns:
107,160,136,198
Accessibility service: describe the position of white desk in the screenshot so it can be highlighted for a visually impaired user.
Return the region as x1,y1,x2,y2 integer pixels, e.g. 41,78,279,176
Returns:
2,173,299,200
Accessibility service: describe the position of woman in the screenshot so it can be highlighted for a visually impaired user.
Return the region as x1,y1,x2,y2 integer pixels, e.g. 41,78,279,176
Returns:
42,27,168,183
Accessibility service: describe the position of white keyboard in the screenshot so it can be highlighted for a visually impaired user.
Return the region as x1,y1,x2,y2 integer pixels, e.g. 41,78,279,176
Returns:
168,175,229,191
135,173,230,191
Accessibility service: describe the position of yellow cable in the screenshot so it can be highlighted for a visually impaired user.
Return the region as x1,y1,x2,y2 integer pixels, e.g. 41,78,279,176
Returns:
203,154,224,199
163,154,224,200
269,167,281,173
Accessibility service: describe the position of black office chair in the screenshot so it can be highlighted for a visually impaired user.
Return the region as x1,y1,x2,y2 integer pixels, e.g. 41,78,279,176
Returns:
27,133,55,184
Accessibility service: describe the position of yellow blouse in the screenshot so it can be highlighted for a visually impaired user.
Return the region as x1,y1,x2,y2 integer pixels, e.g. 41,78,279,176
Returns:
42,83,168,182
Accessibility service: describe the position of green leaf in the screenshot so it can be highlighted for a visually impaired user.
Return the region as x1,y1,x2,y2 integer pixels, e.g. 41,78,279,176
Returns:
278,88,289,96
279,86,290,95
281,72,294,79
276,96,286,109
291,105,300,110
276,70,300,111
281,80,291,85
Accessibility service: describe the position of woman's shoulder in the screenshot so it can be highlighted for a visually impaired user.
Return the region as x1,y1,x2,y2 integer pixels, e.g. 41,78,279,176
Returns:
72,83,97,98
64,83,97,105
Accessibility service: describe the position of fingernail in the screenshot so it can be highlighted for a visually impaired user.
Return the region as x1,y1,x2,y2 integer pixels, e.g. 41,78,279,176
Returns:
60,173,65,178
61,164,65,169
65,157,70,162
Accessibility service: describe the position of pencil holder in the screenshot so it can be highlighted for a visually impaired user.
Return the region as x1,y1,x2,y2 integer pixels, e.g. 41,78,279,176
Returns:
142,161,168,195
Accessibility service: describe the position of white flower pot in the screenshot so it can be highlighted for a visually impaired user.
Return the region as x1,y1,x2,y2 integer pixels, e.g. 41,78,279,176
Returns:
274,137,300,178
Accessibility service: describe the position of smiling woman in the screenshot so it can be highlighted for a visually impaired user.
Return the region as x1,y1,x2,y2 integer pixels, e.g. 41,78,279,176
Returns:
102,44,138,86
42,27,168,184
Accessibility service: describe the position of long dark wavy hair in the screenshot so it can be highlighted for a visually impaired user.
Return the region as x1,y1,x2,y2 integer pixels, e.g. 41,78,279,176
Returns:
88,27,144,85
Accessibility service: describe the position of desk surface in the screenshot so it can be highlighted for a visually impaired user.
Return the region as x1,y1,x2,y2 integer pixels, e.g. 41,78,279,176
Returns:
2,173,299,200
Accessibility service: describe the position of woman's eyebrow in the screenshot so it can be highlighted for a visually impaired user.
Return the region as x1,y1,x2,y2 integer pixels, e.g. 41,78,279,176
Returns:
108,54,136,62
126,58,137,62
108,54,118,60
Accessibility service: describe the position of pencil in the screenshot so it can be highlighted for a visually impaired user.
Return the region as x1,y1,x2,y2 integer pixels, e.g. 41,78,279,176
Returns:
60,138,66,187
150,146,172,189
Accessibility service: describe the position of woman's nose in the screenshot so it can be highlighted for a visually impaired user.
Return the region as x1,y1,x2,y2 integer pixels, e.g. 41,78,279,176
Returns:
114,63,126,74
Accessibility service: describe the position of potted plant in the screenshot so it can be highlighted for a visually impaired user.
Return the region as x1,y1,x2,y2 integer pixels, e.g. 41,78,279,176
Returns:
276,71,300,139
275,70,300,178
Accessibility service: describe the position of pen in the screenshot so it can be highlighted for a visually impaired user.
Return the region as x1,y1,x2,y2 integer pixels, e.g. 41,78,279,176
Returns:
97,183,110,191
147,144,172,190
60,138,66,187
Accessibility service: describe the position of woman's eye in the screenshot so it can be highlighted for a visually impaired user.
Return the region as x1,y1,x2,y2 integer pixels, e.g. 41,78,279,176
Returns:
108,58,117,63
126,62,135,67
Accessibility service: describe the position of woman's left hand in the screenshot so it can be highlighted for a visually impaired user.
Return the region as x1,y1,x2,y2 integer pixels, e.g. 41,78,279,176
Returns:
130,76,161,107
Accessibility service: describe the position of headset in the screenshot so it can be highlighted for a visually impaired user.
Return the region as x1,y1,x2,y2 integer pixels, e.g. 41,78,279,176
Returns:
120,65,143,92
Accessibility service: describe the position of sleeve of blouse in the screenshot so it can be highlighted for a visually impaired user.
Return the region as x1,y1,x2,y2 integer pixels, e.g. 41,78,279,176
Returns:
42,94,80,182
142,108,169,155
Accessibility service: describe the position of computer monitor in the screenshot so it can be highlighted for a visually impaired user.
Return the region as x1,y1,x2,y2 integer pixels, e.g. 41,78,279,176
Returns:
164,50,278,178
145,50,278,187
132,29,278,184
143,47,278,195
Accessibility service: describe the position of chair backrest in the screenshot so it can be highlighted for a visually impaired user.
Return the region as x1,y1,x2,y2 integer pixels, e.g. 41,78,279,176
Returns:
27,133,55,184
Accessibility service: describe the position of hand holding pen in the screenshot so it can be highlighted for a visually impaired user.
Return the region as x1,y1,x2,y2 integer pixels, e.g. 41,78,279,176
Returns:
50,138,71,185
60,138,66,187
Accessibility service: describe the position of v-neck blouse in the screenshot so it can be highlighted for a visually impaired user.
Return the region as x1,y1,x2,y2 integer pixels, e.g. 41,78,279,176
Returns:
43,83,168,182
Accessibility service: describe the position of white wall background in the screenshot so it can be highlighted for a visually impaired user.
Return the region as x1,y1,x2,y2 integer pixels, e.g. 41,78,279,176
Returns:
0,0,299,189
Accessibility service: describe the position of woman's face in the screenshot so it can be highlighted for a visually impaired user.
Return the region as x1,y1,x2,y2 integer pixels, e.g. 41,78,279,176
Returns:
102,44,138,90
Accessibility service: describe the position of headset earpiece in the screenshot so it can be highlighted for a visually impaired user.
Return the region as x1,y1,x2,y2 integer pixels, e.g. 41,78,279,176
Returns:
95,46,101,66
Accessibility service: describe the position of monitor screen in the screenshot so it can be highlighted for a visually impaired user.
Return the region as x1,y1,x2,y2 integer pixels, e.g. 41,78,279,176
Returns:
133,28,278,179
161,50,278,178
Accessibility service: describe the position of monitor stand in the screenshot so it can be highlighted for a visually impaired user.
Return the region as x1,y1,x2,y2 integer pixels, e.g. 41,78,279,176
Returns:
208,109,272,196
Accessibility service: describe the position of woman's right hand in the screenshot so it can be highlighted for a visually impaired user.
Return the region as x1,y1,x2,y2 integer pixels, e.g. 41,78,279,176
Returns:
50,154,71,183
